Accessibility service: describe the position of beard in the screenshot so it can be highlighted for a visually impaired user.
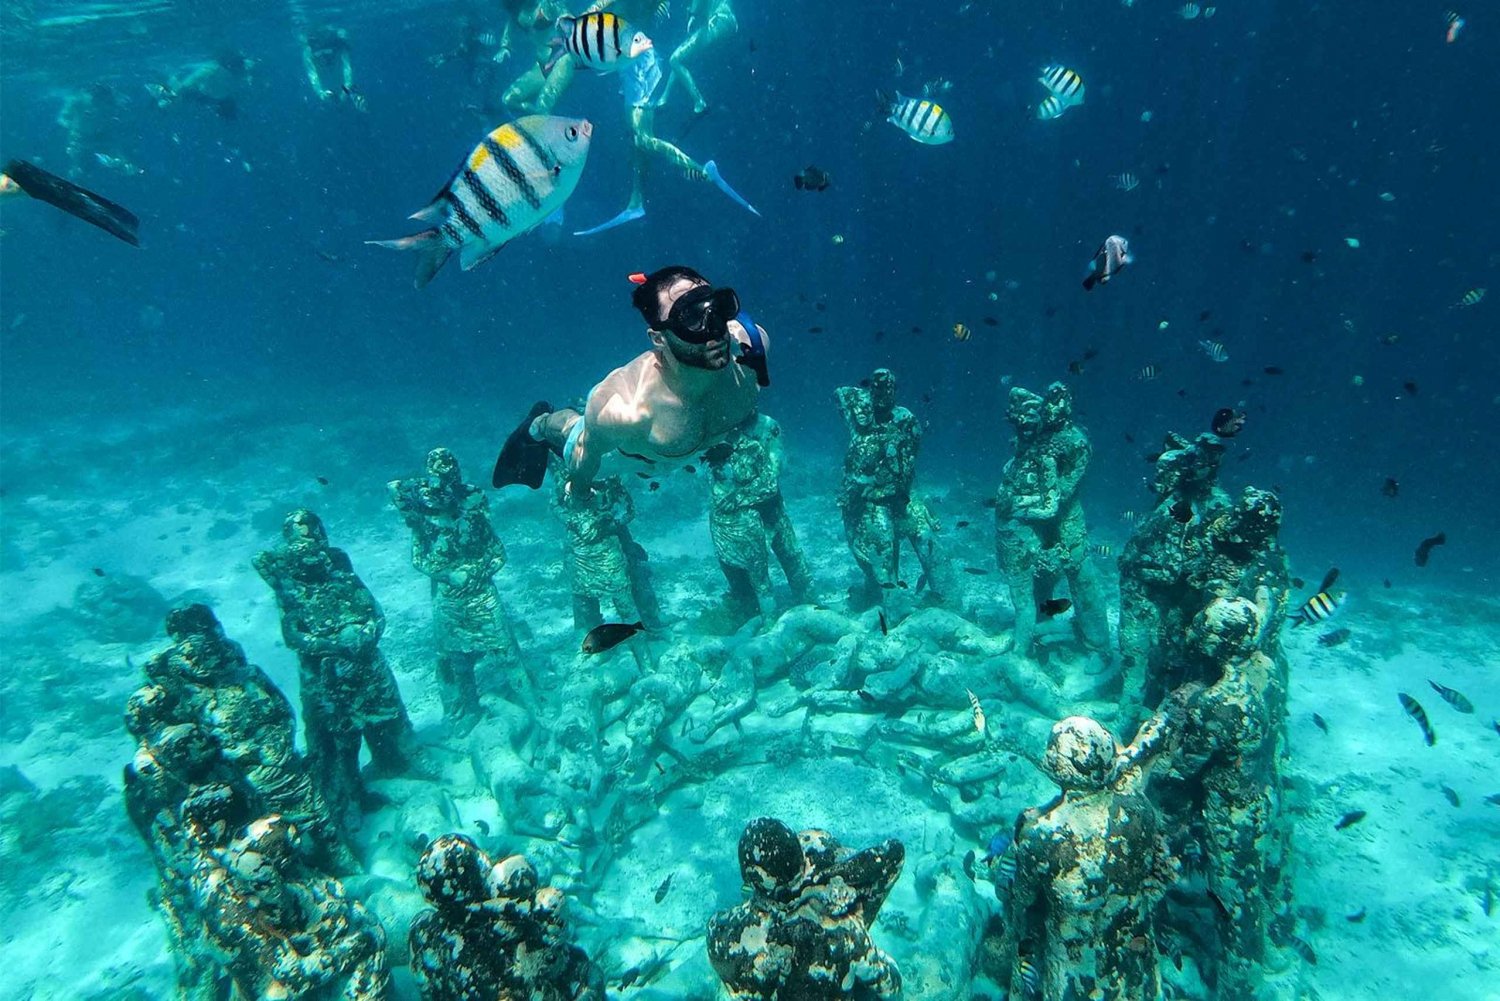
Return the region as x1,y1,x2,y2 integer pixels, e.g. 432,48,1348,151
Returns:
668,336,731,369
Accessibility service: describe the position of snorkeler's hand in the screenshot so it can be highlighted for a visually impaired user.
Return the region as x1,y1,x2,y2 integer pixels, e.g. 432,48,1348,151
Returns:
493,47,510,64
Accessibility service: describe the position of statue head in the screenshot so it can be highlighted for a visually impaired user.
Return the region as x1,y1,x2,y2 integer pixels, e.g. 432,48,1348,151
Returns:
1224,487,1282,550
425,447,462,490
416,834,493,909
870,368,897,415
1006,386,1045,437
281,508,328,552
1041,716,1118,792
487,853,539,900
739,817,806,897
1042,381,1073,429
124,684,178,739
162,603,244,682
1190,596,1263,664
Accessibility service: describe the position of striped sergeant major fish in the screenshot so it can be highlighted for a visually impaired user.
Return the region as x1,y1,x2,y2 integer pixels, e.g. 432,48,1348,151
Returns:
1454,287,1486,308
545,12,652,75
369,116,592,288
884,93,955,145
1293,590,1343,626
1039,64,1086,106
1037,94,1069,121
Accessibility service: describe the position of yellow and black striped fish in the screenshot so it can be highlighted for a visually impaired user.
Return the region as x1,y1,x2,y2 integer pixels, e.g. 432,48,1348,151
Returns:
886,93,955,145
1039,64,1086,107
953,322,972,341
369,115,592,288
1454,287,1486,308
546,11,653,74
1036,95,1068,121
1293,590,1343,626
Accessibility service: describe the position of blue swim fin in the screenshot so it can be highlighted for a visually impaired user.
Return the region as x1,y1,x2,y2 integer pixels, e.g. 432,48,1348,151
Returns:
573,205,646,236
704,160,761,217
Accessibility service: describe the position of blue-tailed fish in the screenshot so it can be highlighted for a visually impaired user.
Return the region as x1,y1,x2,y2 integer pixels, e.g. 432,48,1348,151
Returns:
546,12,652,74
1039,65,1085,106
369,116,592,288
885,93,955,145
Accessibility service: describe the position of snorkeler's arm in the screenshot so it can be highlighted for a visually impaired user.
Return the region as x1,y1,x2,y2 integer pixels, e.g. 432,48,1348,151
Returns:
302,42,328,97
340,52,354,91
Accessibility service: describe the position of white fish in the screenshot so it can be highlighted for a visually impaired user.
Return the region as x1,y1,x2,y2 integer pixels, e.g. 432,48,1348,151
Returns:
1083,234,1132,291
369,116,593,288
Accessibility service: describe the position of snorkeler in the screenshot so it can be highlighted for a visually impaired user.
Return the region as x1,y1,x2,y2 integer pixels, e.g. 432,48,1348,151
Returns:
573,45,758,235
55,83,137,177
1,159,140,246
493,265,770,492
497,0,578,115
655,0,738,115
301,25,365,110
150,52,254,120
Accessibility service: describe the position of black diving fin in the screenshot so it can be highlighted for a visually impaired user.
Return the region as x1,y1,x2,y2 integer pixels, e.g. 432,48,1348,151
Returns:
492,401,554,489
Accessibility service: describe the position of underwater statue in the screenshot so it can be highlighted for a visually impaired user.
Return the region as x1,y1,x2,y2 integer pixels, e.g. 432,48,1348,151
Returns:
1159,594,1297,999
409,836,605,1001
191,814,391,999
703,413,815,624
139,602,357,872
993,382,1111,658
548,455,661,631
390,447,521,730
708,817,905,1000
995,714,1179,1001
253,509,414,837
835,368,944,608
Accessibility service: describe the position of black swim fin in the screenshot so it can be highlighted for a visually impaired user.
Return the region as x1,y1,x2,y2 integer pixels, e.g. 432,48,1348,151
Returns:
2,159,140,247
492,401,554,489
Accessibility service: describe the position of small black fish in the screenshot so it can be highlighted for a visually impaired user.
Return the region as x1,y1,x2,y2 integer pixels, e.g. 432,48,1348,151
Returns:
897,580,909,589
1288,935,1318,965
1124,432,1135,443
1144,450,1164,463
1428,680,1474,714
1292,577,1306,589
1345,907,1366,923
982,316,999,326
1206,890,1231,920
635,471,653,479
654,873,674,903
581,620,645,655
316,475,330,486
648,481,660,492
1381,477,1399,498
1383,578,1392,589
1335,810,1366,830
873,329,886,342
856,689,876,704
963,567,990,576
1493,719,1500,737
1169,499,1193,524
1312,713,1328,733
807,326,824,333
1039,598,1072,617
1068,360,1085,375
1440,784,1460,807
1300,250,1318,263
618,967,641,989
982,497,999,509
956,520,971,528
91,567,106,577
880,582,897,590
1414,531,1446,567
877,611,888,636
1403,379,1419,396
1398,692,1436,746
910,325,923,334
1319,567,1340,593
815,302,827,312
1199,310,1213,322
1487,793,1500,806
793,165,831,191
654,760,665,775
683,465,696,474
1318,628,1351,648
474,819,491,836
962,849,977,881
1264,365,1285,375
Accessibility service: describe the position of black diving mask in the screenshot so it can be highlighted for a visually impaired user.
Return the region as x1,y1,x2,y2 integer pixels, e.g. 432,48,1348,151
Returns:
662,285,740,344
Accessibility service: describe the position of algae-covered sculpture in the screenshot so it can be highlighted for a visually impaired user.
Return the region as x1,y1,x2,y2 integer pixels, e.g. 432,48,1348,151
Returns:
996,715,1177,1001
254,509,414,835
1164,594,1297,998
390,447,520,729
409,835,605,1000
993,382,1110,656
703,413,815,624
708,817,905,999
141,602,357,872
835,368,944,608
548,456,661,631
192,814,392,999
